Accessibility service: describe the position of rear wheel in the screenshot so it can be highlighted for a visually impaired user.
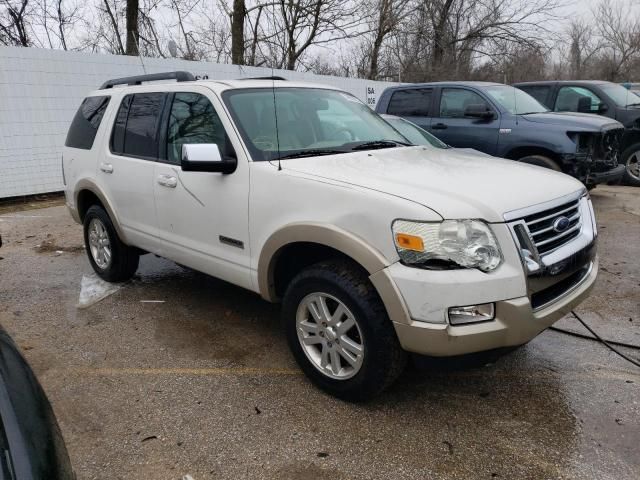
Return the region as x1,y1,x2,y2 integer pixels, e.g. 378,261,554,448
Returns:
83,205,139,282
621,144,640,186
282,260,407,401
518,154,561,171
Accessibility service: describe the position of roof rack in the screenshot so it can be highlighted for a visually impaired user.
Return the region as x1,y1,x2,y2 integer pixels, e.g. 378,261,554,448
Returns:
99,71,195,89
236,76,287,81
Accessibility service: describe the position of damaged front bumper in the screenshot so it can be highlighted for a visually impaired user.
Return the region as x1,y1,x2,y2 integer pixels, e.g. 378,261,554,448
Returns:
563,127,625,185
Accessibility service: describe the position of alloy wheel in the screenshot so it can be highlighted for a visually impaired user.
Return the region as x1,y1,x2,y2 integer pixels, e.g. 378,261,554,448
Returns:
296,292,365,380
88,218,112,269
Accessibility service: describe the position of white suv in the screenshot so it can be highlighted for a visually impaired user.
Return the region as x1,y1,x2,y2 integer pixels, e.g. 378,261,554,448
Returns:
63,72,598,400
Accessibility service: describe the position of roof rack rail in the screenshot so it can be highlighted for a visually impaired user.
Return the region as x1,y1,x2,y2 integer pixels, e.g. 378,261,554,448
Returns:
236,76,287,81
99,71,195,89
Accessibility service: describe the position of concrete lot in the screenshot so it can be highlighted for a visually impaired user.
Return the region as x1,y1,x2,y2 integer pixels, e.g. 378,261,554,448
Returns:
0,186,638,480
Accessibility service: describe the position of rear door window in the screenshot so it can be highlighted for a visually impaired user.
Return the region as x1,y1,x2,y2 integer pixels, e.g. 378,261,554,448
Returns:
65,96,110,149
110,93,166,159
387,89,432,116
518,86,552,108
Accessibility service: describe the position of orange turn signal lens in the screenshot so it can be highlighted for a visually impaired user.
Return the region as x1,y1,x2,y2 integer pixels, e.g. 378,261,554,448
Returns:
395,233,424,252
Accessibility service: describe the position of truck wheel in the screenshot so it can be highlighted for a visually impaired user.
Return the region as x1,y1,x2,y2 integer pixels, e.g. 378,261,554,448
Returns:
83,205,139,282
282,260,407,401
518,155,561,171
621,144,640,186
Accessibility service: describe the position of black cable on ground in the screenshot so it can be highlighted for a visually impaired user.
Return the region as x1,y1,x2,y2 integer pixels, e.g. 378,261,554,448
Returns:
557,310,640,369
549,325,640,350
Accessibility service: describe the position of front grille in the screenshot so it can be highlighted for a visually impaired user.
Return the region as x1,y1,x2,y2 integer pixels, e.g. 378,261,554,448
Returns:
522,197,582,255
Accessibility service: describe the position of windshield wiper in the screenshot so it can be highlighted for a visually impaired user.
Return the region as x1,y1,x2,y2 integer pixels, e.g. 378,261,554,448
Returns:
626,102,640,107
350,140,411,151
517,111,547,115
277,149,347,160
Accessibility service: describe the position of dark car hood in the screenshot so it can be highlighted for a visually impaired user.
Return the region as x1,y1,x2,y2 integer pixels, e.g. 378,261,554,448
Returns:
521,112,622,131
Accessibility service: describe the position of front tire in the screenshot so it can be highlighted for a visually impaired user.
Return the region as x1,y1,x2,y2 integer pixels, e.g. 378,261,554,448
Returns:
83,205,139,282
621,144,640,186
282,260,407,401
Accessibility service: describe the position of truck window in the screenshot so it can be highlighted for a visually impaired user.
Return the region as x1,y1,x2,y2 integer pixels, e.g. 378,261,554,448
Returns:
387,89,432,116
555,86,602,113
110,93,165,159
439,89,489,118
166,93,227,164
65,96,110,150
518,86,551,108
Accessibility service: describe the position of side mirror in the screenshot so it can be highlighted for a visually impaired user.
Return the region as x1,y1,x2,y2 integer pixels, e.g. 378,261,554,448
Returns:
464,104,494,119
597,102,609,114
577,96,592,113
181,144,237,174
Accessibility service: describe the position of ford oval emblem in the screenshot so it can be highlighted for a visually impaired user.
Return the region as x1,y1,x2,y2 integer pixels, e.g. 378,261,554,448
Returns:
553,216,571,233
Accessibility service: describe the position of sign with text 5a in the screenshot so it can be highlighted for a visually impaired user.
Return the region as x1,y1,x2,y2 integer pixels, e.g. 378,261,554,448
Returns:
366,86,377,108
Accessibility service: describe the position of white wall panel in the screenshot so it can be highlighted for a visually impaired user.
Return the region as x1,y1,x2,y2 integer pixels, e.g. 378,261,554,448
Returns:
0,47,398,198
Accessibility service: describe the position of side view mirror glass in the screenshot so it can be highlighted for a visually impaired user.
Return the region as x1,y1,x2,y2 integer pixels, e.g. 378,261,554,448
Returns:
181,144,237,174
597,102,608,113
464,104,494,119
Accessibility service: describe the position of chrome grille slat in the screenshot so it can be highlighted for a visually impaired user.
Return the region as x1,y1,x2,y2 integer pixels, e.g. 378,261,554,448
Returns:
535,221,582,247
530,212,581,237
520,197,583,256
525,204,580,226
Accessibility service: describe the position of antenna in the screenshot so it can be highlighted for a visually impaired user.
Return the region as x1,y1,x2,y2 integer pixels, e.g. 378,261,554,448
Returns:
513,83,518,126
271,66,282,171
135,36,148,74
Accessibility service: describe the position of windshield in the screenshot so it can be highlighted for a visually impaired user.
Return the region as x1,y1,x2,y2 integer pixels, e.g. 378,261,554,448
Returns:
600,83,640,106
484,85,548,114
222,88,409,161
383,116,448,149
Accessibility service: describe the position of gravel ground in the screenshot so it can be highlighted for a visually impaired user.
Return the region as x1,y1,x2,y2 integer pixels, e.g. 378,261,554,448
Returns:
0,186,638,480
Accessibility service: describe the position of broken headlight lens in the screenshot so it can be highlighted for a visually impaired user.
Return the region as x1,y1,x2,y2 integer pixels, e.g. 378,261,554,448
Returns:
392,219,503,272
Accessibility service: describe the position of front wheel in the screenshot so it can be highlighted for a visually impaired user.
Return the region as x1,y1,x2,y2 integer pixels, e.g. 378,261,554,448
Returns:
282,260,407,401
621,144,640,186
83,205,139,282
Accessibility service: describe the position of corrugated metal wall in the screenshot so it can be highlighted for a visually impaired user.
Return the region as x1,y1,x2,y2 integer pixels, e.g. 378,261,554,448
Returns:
0,47,398,199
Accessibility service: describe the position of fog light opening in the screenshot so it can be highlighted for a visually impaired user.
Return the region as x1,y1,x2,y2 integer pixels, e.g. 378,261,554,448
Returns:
448,303,495,326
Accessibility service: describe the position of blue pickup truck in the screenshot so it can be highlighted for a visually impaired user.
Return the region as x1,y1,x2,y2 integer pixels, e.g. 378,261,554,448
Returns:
375,82,626,187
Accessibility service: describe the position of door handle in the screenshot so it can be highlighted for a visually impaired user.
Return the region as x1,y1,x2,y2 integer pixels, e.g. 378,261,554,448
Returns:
157,174,177,188
99,162,113,174
431,123,448,130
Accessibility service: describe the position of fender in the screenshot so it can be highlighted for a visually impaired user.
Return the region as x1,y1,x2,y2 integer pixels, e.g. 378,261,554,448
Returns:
257,223,412,325
73,179,128,242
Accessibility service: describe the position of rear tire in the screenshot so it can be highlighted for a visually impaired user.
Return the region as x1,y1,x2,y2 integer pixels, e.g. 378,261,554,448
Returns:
282,259,407,401
518,154,561,171
621,144,640,186
83,205,139,282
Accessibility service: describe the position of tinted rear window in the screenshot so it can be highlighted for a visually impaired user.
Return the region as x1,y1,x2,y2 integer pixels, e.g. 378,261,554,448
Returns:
110,93,165,159
387,89,432,116
518,86,552,108
65,96,110,149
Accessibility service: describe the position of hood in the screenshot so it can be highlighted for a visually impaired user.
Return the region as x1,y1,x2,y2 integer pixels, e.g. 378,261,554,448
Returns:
521,112,622,131
283,146,584,222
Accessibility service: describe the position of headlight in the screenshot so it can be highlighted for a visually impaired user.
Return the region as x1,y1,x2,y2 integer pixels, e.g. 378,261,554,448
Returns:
392,219,503,272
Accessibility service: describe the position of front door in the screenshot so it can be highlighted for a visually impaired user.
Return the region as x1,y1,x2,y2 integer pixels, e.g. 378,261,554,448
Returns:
431,87,501,155
153,88,252,290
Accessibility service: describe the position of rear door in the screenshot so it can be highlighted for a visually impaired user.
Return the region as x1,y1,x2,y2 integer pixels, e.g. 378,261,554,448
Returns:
384,88,433,130
99,91,166,252
431,87,500,155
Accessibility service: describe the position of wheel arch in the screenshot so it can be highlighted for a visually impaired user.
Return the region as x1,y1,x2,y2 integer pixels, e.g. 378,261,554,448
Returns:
504,145,561,164
74,179,126,240
257,223,411,326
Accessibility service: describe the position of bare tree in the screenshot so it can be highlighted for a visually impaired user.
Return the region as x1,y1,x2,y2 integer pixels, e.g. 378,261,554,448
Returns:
125,0,138,54
0,0,32,45
593,0,640,81
365,0,410,79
